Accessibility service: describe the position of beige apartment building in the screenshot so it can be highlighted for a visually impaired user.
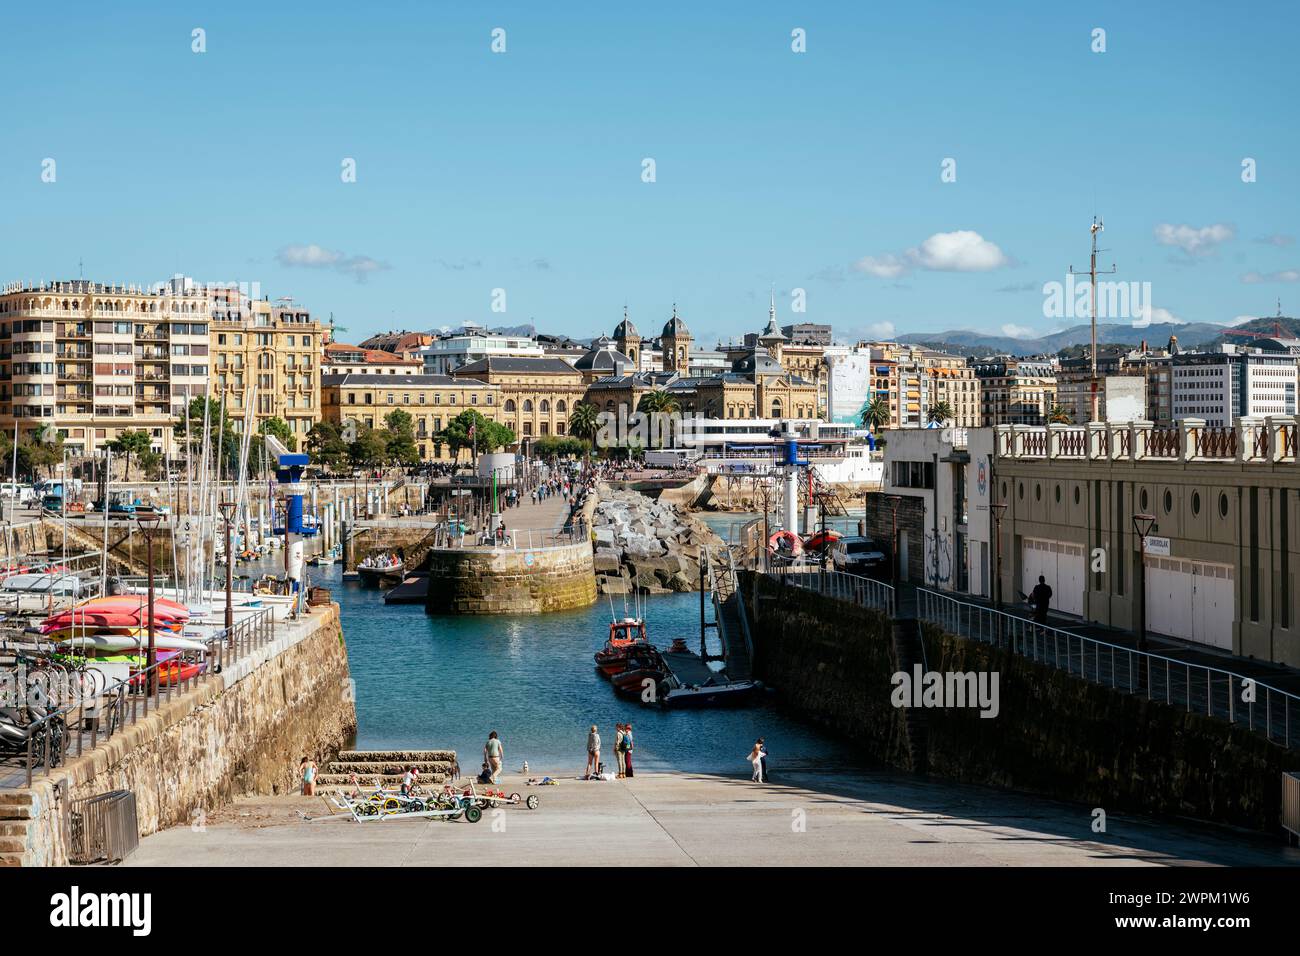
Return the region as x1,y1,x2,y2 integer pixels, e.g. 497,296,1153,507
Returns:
0,280,211,457
972,357,1057,426
211,299,322,449
321,372,500,461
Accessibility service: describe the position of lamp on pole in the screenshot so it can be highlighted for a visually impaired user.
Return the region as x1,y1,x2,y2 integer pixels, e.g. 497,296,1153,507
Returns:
135,511,163,697
1132,513,1156,689
990,501,1008,648
886,495,903,593
218,500,236,637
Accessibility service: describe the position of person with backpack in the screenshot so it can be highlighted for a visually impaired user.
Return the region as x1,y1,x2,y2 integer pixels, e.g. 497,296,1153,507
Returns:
614,724,626,777
621,724,634,778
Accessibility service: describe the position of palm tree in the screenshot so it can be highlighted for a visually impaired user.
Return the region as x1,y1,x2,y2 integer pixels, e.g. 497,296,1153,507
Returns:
568,401,601,442
1047,404,1073,425
927,401,955,425
859,396,890,432
637,389,680,415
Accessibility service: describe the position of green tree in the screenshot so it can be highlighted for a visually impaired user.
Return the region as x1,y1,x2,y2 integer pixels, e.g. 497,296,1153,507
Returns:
347,425,388,468
568,401,601,442
174,397,239,467
106,429,153,480
927,401,955,425
17,424,64,479
436,410,516,462
860,396,890,431
637,389,680,415
258,416,294,449
383,410,420,467
1047,404,1073,425
306,420,349,470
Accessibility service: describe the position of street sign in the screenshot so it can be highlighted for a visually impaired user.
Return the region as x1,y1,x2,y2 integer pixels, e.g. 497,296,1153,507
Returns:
1145,535,1171,557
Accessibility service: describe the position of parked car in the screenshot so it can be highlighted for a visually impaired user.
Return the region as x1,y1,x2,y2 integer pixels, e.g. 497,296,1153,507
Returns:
830,536,889,576
0,483,36,504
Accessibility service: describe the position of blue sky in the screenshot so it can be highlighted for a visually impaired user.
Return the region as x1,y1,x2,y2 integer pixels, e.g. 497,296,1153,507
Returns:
3,0,1298,346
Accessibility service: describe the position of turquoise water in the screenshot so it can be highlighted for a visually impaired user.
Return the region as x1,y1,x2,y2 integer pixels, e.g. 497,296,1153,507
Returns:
308,560,864,776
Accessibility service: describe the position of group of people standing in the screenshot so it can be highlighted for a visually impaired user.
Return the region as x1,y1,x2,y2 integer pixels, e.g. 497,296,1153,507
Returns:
585,722,634,778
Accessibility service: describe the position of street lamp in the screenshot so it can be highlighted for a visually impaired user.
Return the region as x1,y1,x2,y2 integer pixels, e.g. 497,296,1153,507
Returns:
136,511,163,697
1132,513,1157,689
990,501,1008,649
886,494,903,593
218,500,236,638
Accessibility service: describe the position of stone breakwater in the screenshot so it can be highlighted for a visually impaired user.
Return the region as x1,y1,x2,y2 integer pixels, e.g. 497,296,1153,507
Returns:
591,487,728,595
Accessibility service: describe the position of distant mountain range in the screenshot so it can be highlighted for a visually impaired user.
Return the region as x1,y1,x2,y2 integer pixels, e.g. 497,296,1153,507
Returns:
896,317,1300,356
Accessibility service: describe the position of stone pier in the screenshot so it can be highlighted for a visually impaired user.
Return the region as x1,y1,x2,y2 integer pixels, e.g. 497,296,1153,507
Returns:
0,604,356,866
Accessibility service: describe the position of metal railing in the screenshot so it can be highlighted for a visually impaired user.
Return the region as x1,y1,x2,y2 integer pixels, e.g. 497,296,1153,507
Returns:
1284,772,1300,841
766,565,896,618
68,789,138,863
9,604,276,786
916,587,1297,750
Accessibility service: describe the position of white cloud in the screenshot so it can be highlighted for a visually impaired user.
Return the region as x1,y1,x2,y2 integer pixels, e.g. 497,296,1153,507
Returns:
852,230,1012,279
1255,234,1295,247
1242,268,1300,284
852,255,908,279
1000,323,1038,339
1225,315,1257,326
1138,306,1190,329
1153,222,1235,257
276,243,390,282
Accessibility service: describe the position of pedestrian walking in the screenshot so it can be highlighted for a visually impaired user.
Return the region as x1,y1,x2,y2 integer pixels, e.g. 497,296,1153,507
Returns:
747,741,764,783
1031,574,1053,625
586,724,601,779
757,737,768,781
484,731,504,784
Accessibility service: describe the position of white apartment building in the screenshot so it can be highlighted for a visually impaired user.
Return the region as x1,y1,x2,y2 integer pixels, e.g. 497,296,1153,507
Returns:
1171,347,1298,427
420,327,544,375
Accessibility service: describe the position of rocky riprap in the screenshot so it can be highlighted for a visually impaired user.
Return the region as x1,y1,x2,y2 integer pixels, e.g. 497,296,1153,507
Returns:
590,487,727,594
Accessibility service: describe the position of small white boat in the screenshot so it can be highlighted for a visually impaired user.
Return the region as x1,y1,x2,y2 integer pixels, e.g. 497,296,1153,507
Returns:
660,678,764,708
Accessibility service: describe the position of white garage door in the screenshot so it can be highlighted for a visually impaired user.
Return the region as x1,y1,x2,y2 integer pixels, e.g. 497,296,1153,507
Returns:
1021,537,1085,617
1144,556,1234,650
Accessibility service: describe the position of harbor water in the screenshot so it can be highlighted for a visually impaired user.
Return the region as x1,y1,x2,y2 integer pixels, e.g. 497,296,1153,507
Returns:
306,553,864,775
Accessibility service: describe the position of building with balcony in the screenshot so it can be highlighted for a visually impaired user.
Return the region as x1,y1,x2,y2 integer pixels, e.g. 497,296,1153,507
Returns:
0,280,210,457
211,297,322,449
972,357,1058,426
450,356,587,449
323,342,422,376
990,417,1300,665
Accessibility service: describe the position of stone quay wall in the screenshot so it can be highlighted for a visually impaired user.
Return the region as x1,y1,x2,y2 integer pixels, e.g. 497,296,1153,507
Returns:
742,572,1300,833
424,541,596,615
3,604,356,866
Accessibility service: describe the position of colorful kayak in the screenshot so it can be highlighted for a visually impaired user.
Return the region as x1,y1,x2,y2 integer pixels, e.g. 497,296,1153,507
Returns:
57,633,209,653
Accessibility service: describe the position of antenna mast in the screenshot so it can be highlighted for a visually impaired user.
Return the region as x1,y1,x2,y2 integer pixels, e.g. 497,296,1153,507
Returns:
1069,217,1117,422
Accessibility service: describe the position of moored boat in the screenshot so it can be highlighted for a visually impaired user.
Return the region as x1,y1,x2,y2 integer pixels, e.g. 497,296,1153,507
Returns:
357,553,403,585
660,677,764,708
594,617,650,677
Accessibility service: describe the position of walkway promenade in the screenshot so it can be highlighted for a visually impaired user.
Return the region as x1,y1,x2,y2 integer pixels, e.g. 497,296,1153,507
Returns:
123,768,1300,867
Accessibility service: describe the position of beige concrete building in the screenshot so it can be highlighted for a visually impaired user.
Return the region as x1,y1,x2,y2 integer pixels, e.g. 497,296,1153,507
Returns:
322,372,500,461
211,299,322,449
991,417,1300,666
450,356,587,447
0,279,210,457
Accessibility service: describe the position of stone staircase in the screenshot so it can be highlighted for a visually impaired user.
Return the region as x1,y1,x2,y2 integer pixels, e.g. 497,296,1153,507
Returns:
316,750,458,792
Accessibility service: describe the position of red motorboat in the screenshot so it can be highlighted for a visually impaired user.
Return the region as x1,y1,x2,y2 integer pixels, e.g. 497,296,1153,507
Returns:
611,646,667,697
594,617,650,677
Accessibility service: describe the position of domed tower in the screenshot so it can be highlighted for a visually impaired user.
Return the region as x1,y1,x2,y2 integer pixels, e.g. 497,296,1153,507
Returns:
612,306,641,370
661,304,691,374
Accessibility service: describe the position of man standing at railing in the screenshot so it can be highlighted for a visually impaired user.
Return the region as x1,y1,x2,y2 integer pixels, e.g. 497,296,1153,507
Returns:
1030,575,1052,625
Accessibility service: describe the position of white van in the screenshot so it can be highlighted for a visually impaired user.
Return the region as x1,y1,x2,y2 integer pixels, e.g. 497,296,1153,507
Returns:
0,482,35,504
